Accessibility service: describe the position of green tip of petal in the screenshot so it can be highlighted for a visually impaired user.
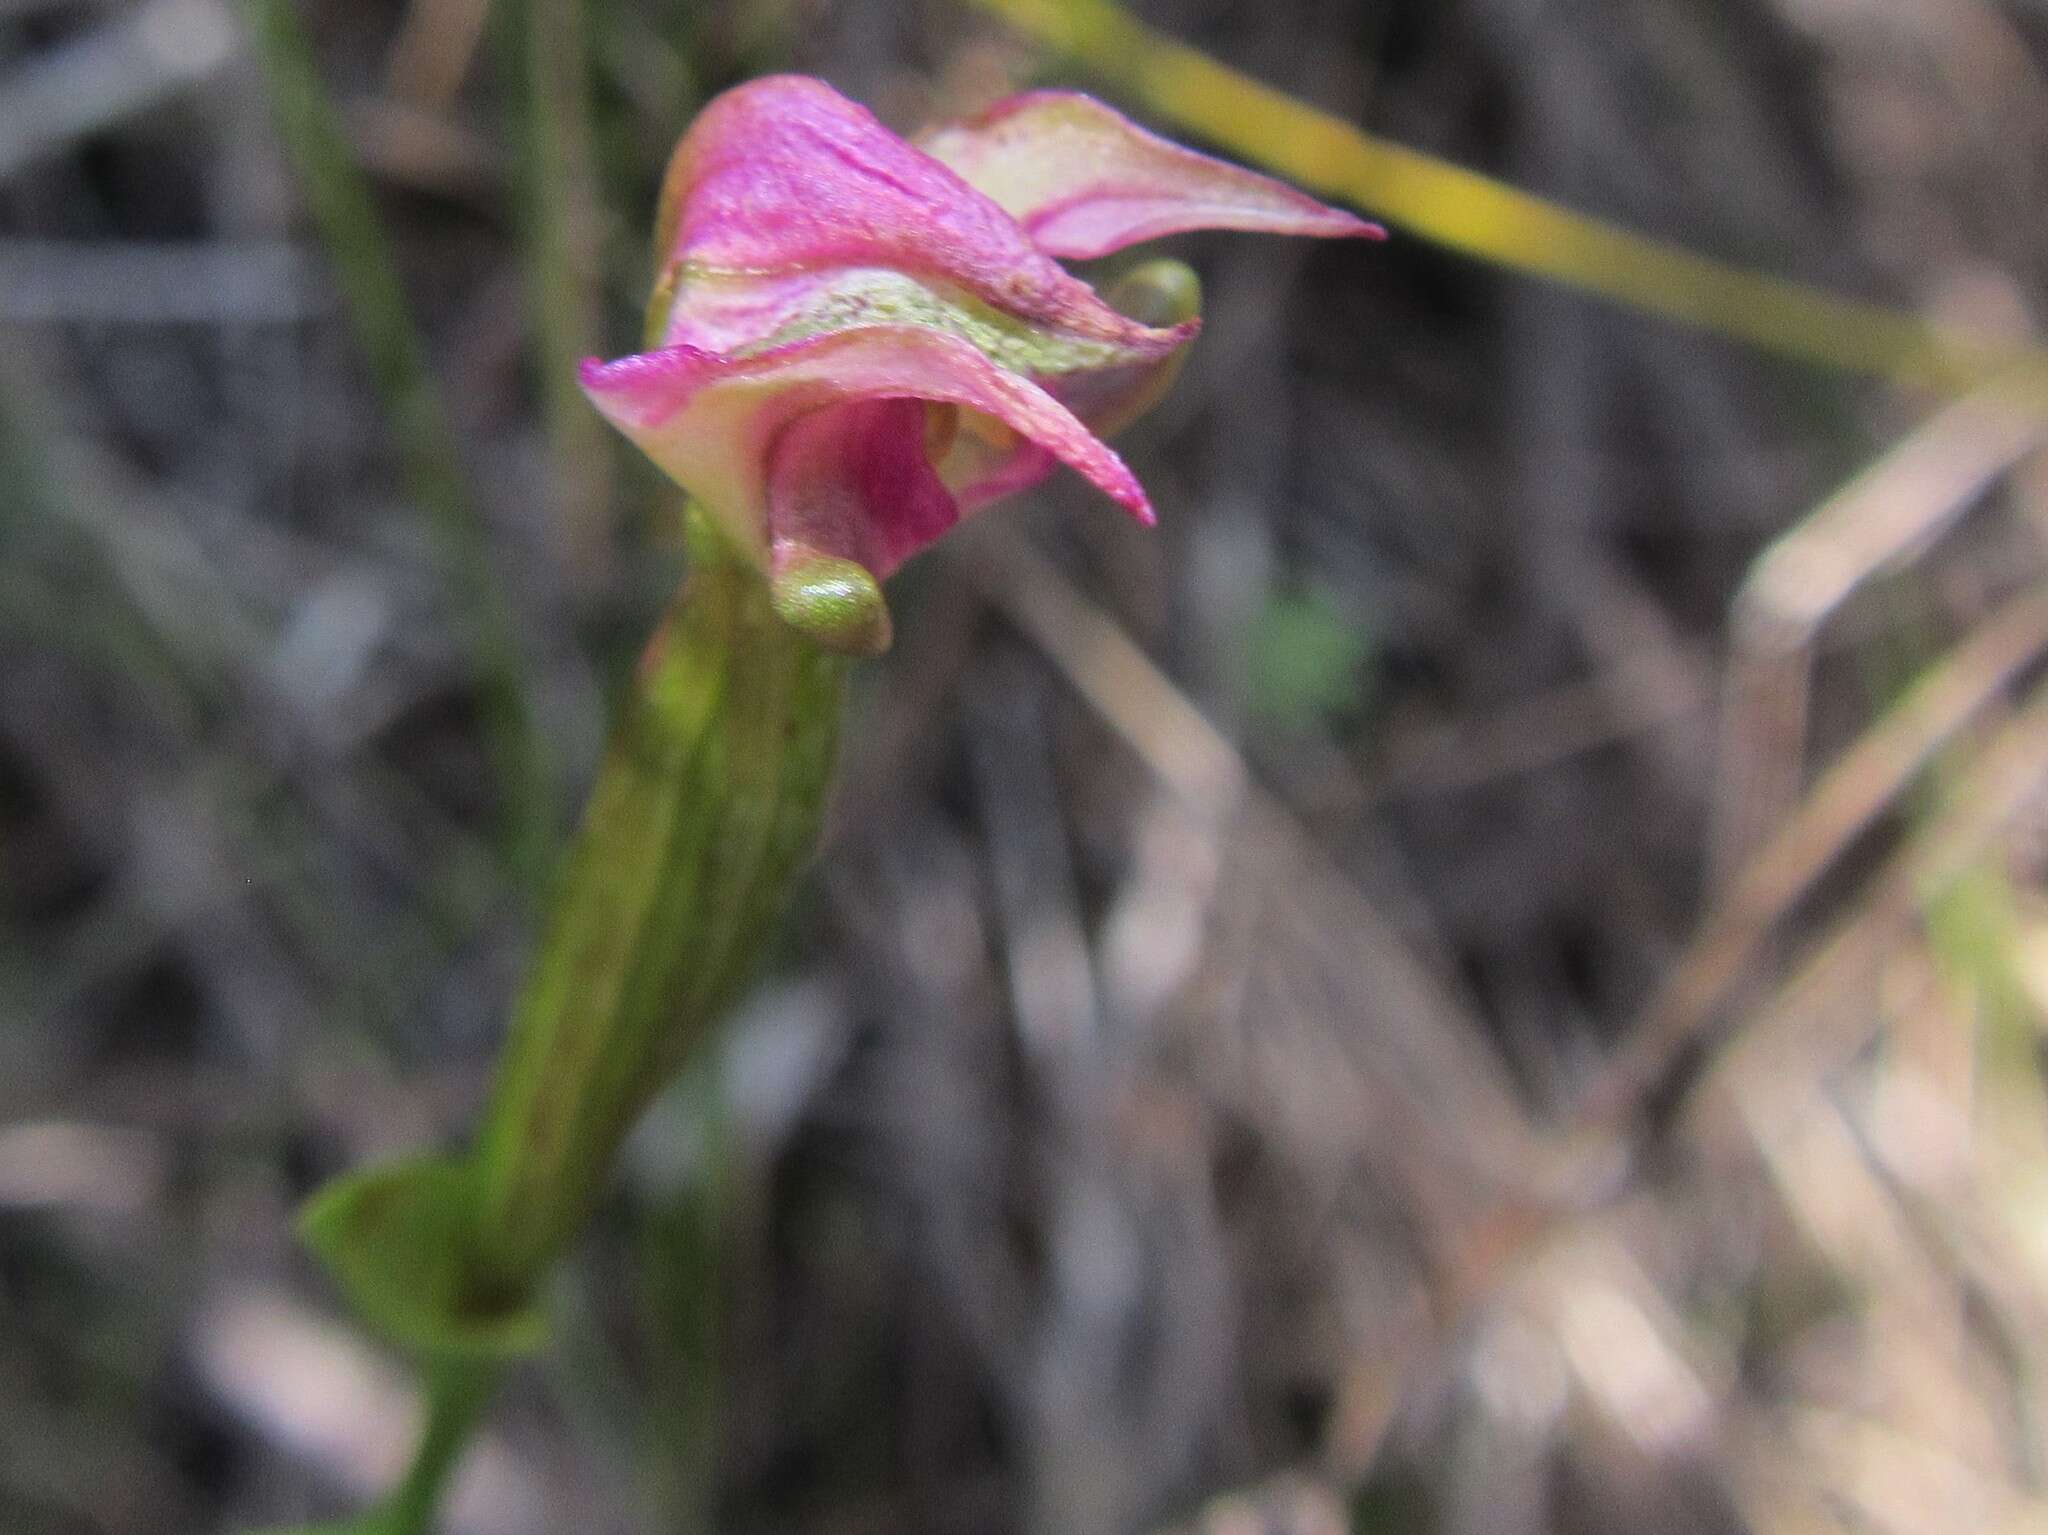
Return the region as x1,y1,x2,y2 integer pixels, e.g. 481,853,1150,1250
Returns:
771,553,893,657
1105,258,1203,327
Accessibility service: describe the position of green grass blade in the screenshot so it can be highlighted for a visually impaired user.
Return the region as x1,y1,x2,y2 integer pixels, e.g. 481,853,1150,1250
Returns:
238,0,553,882
502,0,616,594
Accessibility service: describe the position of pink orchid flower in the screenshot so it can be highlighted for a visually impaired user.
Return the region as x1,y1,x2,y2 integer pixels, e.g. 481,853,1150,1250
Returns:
580,76,1380,652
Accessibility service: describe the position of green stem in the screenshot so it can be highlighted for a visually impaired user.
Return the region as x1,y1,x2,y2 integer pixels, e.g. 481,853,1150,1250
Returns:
469,517,845,1292
375,1359,502,1535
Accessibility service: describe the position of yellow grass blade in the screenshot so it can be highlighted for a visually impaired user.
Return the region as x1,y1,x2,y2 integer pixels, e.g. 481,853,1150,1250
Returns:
967,0,2046,395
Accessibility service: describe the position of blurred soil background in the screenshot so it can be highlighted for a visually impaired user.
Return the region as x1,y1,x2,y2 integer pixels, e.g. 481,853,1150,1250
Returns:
4,0,2048,1532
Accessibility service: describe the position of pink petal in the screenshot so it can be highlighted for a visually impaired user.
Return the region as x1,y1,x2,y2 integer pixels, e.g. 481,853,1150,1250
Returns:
580,324,1153,571
919,90,1384,260
931,352,1178,513
652,75,1187,354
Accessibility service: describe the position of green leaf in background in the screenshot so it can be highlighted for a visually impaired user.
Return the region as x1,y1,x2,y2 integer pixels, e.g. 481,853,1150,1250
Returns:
1245,587,1375,730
